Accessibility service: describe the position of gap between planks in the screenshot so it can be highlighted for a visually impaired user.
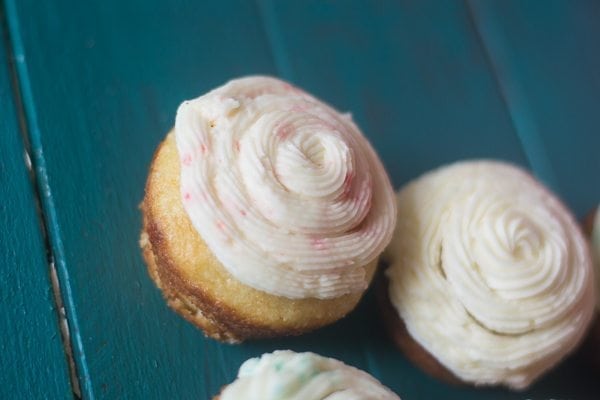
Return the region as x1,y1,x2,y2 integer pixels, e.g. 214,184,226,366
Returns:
0,1,82,398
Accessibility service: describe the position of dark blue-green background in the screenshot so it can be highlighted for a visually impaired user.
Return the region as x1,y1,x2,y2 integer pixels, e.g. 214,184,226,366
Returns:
1,1,598,399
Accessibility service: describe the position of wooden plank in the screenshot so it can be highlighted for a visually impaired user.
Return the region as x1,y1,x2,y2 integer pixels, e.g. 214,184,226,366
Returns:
258,0,530,188
6,0,599,399
4,0,278,398
0,25,72,399
469,0,600,217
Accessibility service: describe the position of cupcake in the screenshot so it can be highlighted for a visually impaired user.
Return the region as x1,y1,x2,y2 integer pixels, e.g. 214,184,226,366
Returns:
583,205,599,297
580,205,600,367
382,160,595,390
214,350,400,399
140,76,396,342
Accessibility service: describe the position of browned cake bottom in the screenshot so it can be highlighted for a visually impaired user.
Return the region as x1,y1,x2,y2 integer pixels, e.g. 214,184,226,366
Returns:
140,132,377,342
376,274,464,386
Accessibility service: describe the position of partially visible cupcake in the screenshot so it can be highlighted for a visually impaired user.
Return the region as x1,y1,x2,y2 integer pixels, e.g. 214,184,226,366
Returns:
140,76,396,342
382,160,595,390
580,205,600,367
583,206,600,299
214,350,400,399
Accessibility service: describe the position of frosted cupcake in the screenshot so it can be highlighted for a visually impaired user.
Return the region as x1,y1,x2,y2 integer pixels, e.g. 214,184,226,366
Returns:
580,205,600,367
140,76,396,342
583,206,600,305
382,160,595,390
214,350,400,399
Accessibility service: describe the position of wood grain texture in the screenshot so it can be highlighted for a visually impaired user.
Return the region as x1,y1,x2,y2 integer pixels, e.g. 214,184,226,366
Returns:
4,0,599,399
4,0,278,398
469,0,600,217
0,28,72,399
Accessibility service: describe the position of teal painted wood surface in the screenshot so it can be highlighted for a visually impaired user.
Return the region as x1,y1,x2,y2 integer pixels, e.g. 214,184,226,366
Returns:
259,0,529,185
3,0,599,399
469,0,600,217
0,27,72,399
4,1,278,398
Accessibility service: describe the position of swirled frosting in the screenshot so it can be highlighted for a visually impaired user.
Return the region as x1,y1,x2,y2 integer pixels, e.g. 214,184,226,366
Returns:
385,161,595,390
175,76,396,299
219,350,400,400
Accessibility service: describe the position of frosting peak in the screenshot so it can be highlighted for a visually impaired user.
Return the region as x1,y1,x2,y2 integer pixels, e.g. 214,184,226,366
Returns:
175,76,396,299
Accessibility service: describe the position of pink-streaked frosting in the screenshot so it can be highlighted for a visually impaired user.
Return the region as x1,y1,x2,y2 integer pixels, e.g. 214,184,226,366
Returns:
175,76,396,299
385,160,595,390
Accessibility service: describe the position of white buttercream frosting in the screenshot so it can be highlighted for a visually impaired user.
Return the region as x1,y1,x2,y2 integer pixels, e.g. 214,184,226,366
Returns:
385,160,595,390
175,76,396,299
219,350,400,400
